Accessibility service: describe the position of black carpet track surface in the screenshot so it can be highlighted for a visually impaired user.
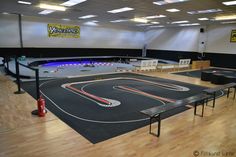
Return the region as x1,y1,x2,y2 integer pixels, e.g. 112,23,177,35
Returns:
21,73,218,143
173,68,236,78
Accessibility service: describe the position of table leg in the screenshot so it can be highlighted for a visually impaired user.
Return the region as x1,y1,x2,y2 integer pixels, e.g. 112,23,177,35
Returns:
157,114,161,137
201,100,205,117
213,92,216,108
194,102,197,115
149,117,152,134
234,87,236,99
227,88,230,98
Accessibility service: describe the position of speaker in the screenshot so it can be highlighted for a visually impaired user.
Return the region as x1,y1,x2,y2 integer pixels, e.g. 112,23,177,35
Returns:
200,28,204,33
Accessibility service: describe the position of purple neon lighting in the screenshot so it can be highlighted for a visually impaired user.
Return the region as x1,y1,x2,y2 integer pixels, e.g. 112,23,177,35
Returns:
42,61,113,67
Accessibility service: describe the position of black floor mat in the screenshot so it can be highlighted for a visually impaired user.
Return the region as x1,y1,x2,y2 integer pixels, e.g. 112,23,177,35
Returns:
173,68,236,78
21,73,220,143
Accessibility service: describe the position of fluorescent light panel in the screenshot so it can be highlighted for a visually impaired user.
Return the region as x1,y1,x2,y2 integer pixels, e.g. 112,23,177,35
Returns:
214,15,236,21
149,25,164,28
38,10,55,15
151,22,160,24
108,7,134,13
39,4,66,11
222,1,236,6
153,0,189,6
188,9,222,15
79,15,97,19
18,1,31,5
171,20,189,24
146,15,166,19
132,18,149,23
198,18,209,21
136,23,153,26
221,21,236,24
166,9,180,12
60,0,87,7
110,19,128,23
179,23,200,26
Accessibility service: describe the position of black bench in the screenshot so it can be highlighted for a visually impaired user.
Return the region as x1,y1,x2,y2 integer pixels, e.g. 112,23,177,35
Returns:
140,93,210,137
203,82,236,108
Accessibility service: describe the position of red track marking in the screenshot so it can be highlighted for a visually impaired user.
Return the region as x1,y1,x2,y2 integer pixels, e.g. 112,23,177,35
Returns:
66,85,111,105
116,86,175,103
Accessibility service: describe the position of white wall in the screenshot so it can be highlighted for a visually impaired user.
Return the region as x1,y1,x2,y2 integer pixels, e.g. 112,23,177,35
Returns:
0,14,20,47
145,24,236,54
145,27,200,52
0,15,144,49
205,25,236,54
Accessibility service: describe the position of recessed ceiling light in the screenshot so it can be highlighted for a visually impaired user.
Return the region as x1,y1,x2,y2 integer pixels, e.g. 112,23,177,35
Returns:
2,12,9,15
61,0,87,7
84,21,99,26
39,4,66,11
171,20,189,24
107,7,134,13
222,1,236,6
79,15,97,19
149,25,164,28
166,9,180,12
214,15,236,21
62,18,71,21
151,22,160,24
110,19,129,23
153,0,189,5
38,10,55,15
17,1,31,5
132,18,149,23
221,21,236,24
198,18,209,21
136,23,153,26
179,23,200,26
146,15,166,19
187,9,222,15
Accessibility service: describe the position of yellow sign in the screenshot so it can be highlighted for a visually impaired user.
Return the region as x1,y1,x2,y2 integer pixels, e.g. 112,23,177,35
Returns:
47,23,80,38
230,30,236,42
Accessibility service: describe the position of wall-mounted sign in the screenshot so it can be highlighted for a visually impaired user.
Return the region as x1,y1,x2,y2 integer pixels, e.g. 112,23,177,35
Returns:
47,23,80,38
230,30,236,42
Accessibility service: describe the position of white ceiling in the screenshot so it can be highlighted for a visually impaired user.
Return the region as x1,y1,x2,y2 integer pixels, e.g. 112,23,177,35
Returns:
1,0,236,29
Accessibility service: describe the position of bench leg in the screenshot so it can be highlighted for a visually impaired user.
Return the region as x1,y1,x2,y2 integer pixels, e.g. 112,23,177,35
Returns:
149,118,152,134
201,101,205,117
157,114,161,137
234,88,236,99
213,92,216,108
194,102,197,115
227,88,230,98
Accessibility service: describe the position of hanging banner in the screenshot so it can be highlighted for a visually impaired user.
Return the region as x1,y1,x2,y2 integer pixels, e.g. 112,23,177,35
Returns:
47,23,80,38
230,30,236,42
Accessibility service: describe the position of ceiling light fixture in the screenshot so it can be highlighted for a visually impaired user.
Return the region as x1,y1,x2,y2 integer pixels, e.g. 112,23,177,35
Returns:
221,21,236,24
146,15,166,19
214,15,236,21
107,7,134,13
187,9,222,15
79,15,97,19
171,20,189,24
166,9,180,12
198,18,209,21
132,18,149,23
179,23,200,26
153,0,189,6
222,0,236,6
151,22,160,24
17,1,32,5
60,0,87,7
149,25,164,28
110,19,129,23
38,10,55,15
39,4,66,11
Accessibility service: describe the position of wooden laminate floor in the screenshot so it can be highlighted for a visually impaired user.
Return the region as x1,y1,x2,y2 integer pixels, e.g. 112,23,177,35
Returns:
0,71,236,157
